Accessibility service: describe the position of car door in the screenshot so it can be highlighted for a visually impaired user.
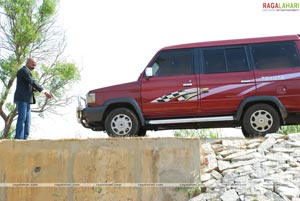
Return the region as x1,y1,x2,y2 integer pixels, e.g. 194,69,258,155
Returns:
199,46,256,115
250,41,300,111
141,49,199,119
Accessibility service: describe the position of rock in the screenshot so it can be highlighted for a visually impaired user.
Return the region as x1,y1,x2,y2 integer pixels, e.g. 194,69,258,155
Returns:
276,138,286,144
274,139,291,148
222,172,237,185
276,164,290,171
231,152,262,161
291,150,300,157
264,152,293,162
211,170,223,180
234,175,250,184
276,186,300,198
270,147,298,153
290,162,300,167
265,133,286,139
192,134,300,201
200,173,211,182
265,174,293,183
230,158,266,169
220,189,239,201
224,149,256,160
250,168,270,179
247,142,261,149
287,141,300,147
203,178,218,188
288,133,300,142
266,192,286,201
202,154,218,173
201,143,216,155
261,160,281,169
218,160,232,171
222,140,247,148
211,144,225,153
258,137,277,151
234,165,254,176
219,149,241,157
189,192,219,201
245,195,273,201
245,138,263,145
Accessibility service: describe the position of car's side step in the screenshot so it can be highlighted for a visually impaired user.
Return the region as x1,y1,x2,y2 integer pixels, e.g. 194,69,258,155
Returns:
147,116,235,125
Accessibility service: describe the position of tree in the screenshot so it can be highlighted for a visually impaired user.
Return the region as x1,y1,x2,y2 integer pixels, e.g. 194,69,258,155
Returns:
0,0,80,138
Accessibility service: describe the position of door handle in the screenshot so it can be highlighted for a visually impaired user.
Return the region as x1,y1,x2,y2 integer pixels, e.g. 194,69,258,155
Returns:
183,83,192,87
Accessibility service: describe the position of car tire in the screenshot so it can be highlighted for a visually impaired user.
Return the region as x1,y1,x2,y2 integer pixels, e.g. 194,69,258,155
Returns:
241,126,253,138
138,128,147,136
242,104,280,138
105,108,140,137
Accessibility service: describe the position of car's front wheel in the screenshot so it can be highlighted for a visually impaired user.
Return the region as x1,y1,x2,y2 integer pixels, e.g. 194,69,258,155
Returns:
105,108,140,137
242,104,280,138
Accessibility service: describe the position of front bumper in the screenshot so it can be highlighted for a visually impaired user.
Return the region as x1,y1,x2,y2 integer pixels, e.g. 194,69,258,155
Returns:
76,96,106,130
76,96,85,123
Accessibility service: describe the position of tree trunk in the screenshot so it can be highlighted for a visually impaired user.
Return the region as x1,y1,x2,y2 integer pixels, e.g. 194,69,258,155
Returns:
2,123,13,139
1,108,17,139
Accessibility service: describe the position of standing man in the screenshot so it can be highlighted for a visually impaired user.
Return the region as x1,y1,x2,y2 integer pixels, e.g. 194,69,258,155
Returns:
14,58,53,139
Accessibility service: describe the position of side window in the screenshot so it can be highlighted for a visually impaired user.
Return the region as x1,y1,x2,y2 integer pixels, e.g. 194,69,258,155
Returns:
203,49,226,73
251,42,300,70
203,47,249,73
151,49,193,77
226,48,249,72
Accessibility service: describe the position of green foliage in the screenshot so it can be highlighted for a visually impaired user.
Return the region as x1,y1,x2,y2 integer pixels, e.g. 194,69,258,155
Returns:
0,0,57,58
174,129,221,138
39,0,57,19
0,57,18,86
277,125,300,135
39,62,80,98
5,102,14,113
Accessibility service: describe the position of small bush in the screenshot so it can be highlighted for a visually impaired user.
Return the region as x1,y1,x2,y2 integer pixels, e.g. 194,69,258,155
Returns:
277,125,300,135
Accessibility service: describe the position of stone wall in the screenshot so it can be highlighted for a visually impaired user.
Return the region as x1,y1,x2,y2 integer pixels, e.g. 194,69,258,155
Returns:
0,138,200,201
192,134,300,201
2,134,299,201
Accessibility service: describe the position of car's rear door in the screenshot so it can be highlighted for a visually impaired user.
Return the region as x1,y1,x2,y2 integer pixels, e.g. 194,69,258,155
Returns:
250,41,300,111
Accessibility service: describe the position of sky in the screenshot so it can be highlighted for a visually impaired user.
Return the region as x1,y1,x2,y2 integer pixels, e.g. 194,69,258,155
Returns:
29,0,300,139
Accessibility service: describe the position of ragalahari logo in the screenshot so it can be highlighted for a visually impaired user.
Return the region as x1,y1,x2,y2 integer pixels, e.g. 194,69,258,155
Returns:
262,2,299,11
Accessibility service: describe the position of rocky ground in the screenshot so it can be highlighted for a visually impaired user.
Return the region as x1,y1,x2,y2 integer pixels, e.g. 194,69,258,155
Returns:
191,133,300,201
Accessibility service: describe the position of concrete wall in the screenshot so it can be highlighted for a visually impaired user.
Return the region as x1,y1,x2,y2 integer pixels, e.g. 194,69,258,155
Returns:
0,138,201,201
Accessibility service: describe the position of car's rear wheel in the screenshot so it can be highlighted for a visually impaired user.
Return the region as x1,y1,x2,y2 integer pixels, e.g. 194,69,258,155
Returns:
242,104,280,138
105,108,140,137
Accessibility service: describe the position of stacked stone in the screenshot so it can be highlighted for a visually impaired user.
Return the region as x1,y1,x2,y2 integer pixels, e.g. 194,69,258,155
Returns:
191,133,300,201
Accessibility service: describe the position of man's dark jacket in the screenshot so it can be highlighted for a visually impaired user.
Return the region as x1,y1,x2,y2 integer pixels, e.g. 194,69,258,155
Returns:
14,66,43,104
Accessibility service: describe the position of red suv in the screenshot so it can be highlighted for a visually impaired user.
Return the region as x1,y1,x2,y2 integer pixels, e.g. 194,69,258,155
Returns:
77,35,300,137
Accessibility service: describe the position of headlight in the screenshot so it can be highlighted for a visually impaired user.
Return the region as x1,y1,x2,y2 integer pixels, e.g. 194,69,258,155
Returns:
86,93,96,104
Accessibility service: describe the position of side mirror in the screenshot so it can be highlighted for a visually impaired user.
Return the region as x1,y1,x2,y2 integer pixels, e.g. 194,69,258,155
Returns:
145,67,153,79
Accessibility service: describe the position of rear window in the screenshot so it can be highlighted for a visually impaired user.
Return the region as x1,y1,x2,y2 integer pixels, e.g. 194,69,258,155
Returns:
251,42,300,70
203,47,249,74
